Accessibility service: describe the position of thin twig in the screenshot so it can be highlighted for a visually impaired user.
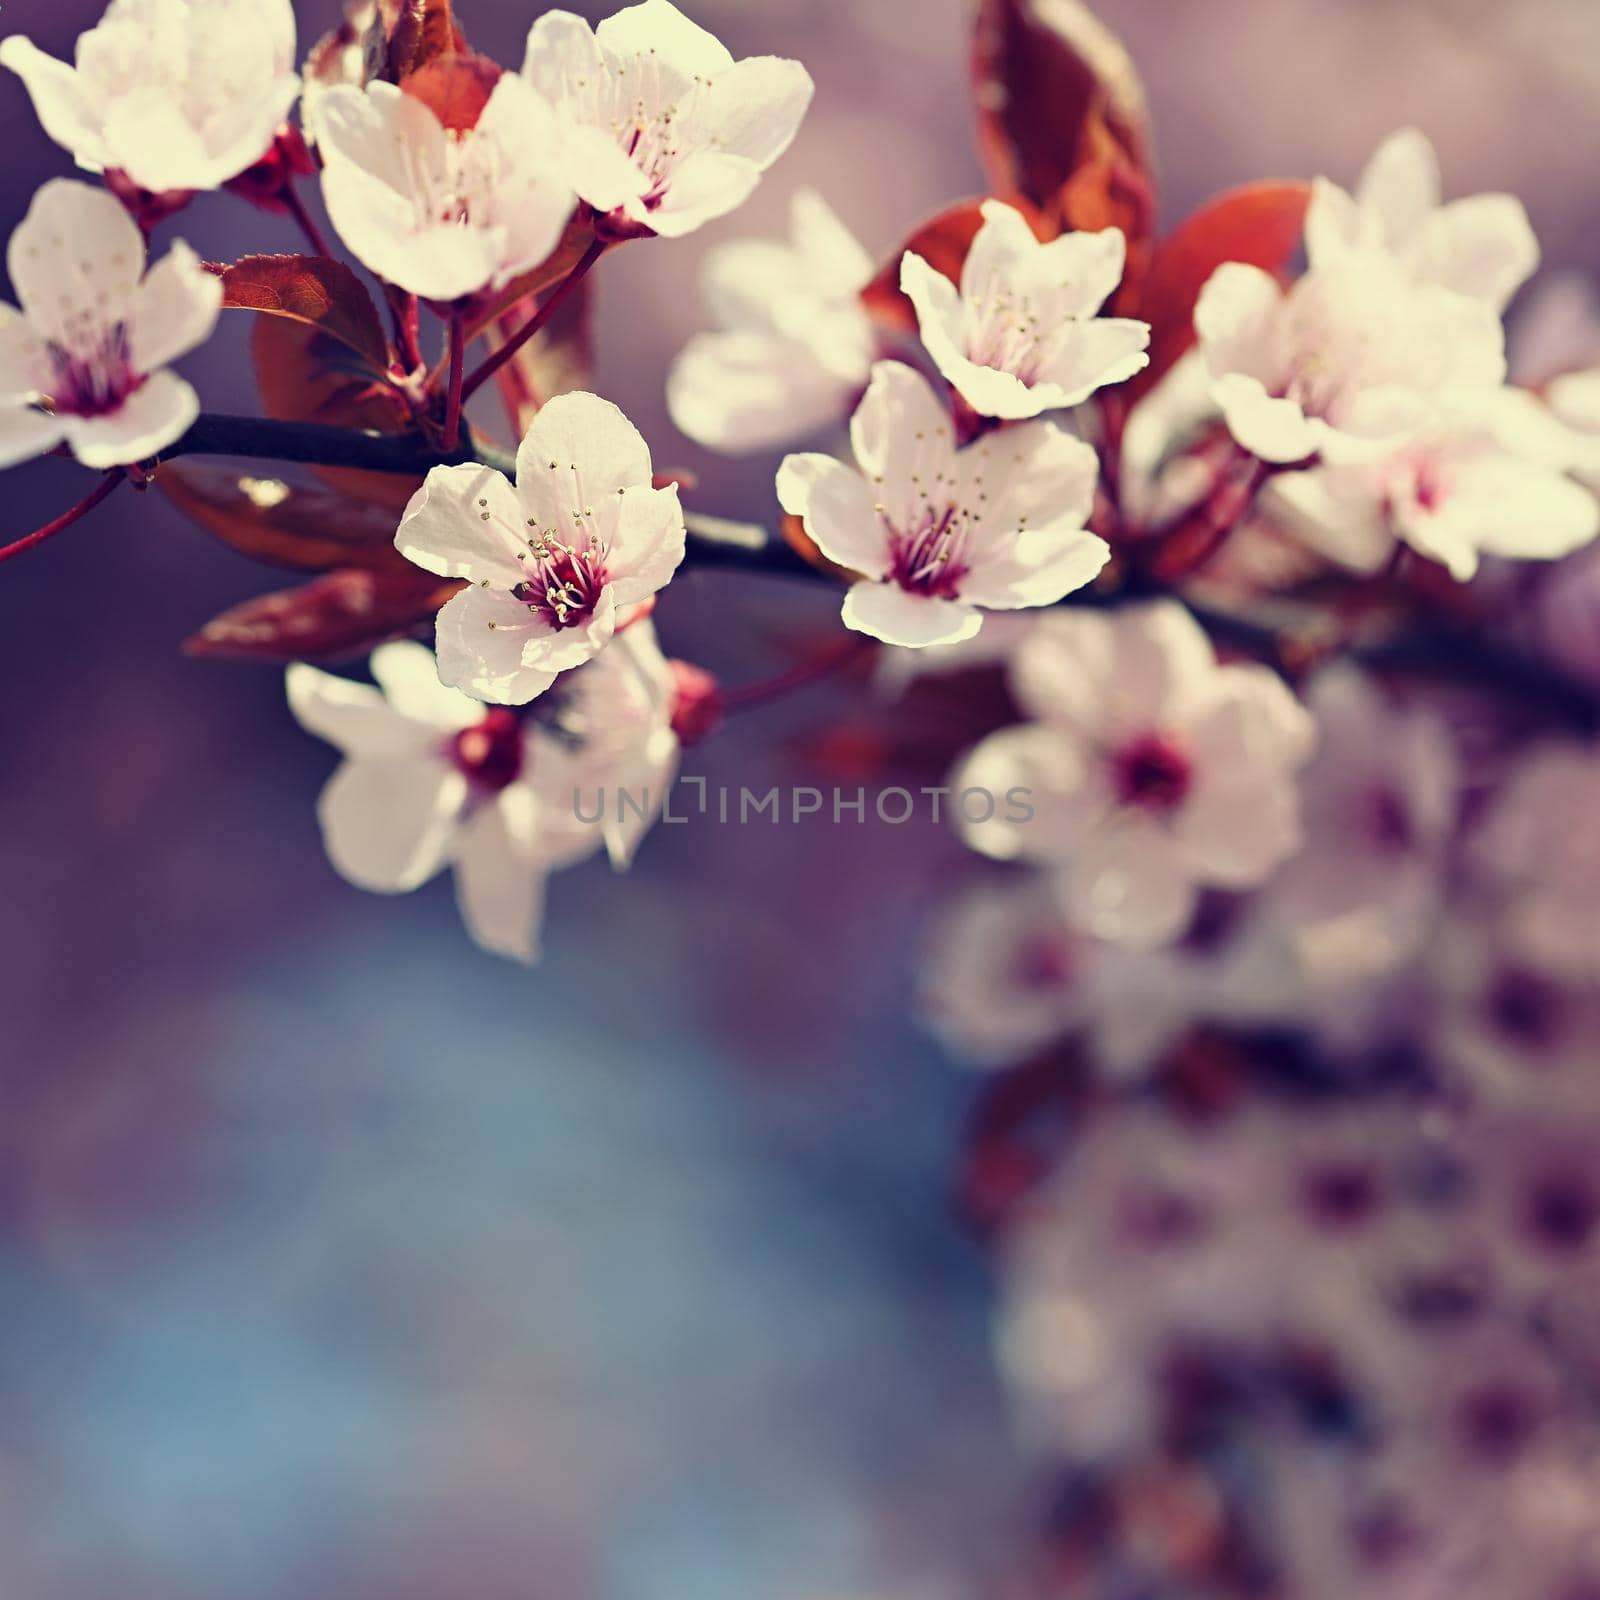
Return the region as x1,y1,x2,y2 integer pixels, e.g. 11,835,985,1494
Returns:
459,237,606,406
280,179,333,259
443,313,466,452
724,637,876,712
0,470,125,567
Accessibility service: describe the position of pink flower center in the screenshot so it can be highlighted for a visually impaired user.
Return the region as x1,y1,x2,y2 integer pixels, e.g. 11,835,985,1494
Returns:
1111,732,1192,812
513,540,608,630
47,323,143,418
451,708,524,790
1011,929,1075,992
886,504,970,598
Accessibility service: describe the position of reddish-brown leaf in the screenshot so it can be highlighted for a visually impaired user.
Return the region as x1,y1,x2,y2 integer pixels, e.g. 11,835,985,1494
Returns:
860,200,989,334
1132,181,1312,399
251,313,421,511
366,0,467,83
157,464,410,574
210,254,392,373
972,0,1152,223
780,512,858,583
402,51,501,133
185,567,462,663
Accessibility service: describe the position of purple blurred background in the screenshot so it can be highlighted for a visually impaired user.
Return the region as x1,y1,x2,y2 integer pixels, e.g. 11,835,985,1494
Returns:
1,0,1598,1595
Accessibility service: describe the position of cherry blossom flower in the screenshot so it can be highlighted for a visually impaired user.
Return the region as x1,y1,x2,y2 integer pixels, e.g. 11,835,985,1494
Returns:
1306,128,1540,313
315,76,574,304
919,874,1300,1075
396,391,685,704
900,200,1150,420
1261,667,1458,986
1473,743,1600,985
1194,249,1507,465
521,0,813,240
0,178,220,469
286,627,678,964
1268,387,1599,580
1,0,300,196
667,188,876,452
776,362,1109,648
954,601,1315,949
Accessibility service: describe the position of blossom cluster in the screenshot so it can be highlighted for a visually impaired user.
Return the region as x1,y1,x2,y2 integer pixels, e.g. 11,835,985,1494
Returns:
4,2,1600,1593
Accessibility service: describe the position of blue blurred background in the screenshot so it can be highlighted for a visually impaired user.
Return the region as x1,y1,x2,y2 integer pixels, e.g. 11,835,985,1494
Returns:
1,0,1598,1595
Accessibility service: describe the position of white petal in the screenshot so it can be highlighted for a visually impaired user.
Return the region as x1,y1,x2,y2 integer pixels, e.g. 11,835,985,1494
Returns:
606,485,686,603
962,201,1045,300
900,250,969,373
1064,830,1198,951
433,586,562,706
636,151,761,238
850,361,957,504
667,331,858,452
560,123,651,214
522,10,605,100
7,179,143,342
1355,127,1442,243
960,530,1111,610
595,0,734,77
776,452,888,578
1303,178,1363,270
368,641,485,732
792,188,873,296
129,240,222,374
1031,226,1129,320
698,56,813,168
941,359,1051,420
396,464,528,585
516,391,653,514
1041,318,1151,407
1212,373,1320,464
841,582,982,648
102,86,221,194
1409,195,1540,312
317,758,467,893
1194,262,1285,386
0,37,108,171
287,660,437,757
62,371,198,467
0,303,46,401
1173,774,1304,888
969,421,1100,537
453,788,551,964
0,403,64,468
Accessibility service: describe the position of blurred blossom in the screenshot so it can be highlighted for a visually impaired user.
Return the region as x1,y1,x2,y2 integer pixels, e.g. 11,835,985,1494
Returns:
1472,742,1600,985
668,187,876,453
0,0,299,194
955,602,1315,950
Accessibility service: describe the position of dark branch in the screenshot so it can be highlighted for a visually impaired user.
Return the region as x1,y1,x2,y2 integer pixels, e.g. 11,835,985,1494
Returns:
162,415,516,477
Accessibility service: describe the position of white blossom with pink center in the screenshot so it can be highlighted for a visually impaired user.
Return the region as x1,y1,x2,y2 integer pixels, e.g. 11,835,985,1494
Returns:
919,874,1300,1077
521,0,813,240
1,0,300,195
1306,128,1540,313
776,362,1110,648
667,188,876,453
900,200,1150,421
1194,247,1507,466
315,76,575,305
1267,387,1599,580
396,391,686,705
954,601,1316,950
1260,666,1458,987
286,627,679,964
0,178,220,469
1473,743,1600,986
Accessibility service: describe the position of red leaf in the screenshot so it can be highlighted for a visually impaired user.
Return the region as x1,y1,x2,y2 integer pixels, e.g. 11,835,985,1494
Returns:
210,254,392,373
366,0,468,83
402,52,502,133
157,464,410,574
861,200,988,334
1133,181,1312,399
185,567,462,663
251,313,420,511
972,0,1152,224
